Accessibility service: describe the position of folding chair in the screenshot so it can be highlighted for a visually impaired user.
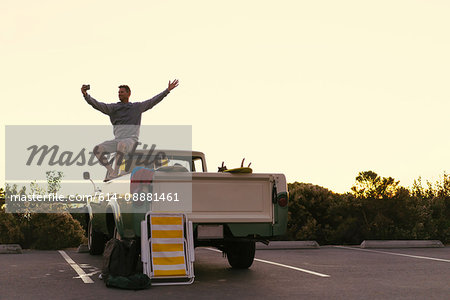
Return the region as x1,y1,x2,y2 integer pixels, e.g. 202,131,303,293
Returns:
141,212,195,286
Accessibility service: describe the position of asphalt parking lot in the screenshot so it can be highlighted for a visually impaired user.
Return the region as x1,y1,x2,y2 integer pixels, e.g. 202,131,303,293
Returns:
1,245,449,299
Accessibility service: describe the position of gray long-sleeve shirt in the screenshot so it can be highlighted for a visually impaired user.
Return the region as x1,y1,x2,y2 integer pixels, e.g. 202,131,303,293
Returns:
84,89,170,139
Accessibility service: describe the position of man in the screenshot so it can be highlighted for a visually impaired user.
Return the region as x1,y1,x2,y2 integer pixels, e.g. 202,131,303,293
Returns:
81,80,179,178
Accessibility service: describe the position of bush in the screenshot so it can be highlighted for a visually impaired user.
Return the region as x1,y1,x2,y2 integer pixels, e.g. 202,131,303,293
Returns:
0,208,24,244
28,213,85,250
288,182,343,244
70,212,89,235
0,209,86,249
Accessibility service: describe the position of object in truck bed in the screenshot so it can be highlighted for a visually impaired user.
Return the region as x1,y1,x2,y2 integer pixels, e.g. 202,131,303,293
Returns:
224,167,253,173
219,158,252,173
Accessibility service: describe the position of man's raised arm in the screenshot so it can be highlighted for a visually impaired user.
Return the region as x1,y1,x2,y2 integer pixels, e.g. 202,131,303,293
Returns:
81,85,113,115
139,79,179,113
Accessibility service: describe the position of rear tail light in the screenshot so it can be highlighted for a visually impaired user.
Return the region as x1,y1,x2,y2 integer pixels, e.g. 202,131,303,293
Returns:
130,168,154,207
277,192,288,207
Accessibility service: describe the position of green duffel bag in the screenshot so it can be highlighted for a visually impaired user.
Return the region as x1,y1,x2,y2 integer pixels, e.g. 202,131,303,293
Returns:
105,273,151,290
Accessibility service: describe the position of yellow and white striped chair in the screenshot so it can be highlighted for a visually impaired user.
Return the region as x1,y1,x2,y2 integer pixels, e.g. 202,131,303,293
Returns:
141,212,195,285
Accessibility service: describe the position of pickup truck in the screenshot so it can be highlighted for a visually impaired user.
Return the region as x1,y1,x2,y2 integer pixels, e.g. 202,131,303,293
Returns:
83,149,288,269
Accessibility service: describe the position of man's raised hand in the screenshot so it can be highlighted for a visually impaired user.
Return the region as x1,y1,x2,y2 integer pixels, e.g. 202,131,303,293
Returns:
168,79,179,91
81,85,89,96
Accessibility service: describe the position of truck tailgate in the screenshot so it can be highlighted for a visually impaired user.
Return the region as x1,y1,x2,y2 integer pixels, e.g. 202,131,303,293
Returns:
190,173,273,223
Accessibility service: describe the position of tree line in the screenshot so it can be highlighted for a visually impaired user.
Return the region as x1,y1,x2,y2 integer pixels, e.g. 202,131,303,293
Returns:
287,171,450,244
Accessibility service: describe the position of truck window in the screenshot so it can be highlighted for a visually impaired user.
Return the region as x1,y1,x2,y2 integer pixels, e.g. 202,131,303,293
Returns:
193,158,204,172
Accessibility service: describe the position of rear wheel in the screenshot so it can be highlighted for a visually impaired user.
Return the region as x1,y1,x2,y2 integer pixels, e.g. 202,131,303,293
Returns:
88,219,105,255
226,241,256,269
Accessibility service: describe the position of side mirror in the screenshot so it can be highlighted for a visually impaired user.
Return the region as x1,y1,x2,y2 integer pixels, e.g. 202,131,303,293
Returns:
83,171,90,180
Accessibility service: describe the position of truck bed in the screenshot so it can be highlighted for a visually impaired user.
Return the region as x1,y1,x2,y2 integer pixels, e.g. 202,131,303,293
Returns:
149,172,275,223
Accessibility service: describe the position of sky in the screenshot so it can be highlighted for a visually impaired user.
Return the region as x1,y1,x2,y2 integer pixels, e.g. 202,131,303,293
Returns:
2,0,450,193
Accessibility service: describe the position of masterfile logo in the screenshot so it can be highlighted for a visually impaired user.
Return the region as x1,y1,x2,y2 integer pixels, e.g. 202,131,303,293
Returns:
5,125,192,181
4,125,193,213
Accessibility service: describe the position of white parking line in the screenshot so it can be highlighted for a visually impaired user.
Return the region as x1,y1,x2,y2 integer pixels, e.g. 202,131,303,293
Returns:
58,250,94,283
204,248,330,278
252,258,330,277
335,246,450,263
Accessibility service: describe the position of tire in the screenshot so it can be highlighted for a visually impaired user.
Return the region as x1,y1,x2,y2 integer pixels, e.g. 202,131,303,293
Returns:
226,241,256,269
88,219,106,255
